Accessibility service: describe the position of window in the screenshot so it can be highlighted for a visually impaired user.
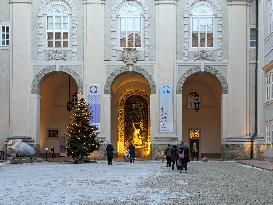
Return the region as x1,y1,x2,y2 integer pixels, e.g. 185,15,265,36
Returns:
119,2,143,48
250,27,256,48
266,74,273,102
188,91,200,110
48,129,59,138
47,3,69,48
1,25,10,46
191,3,214,48
268,0,273,33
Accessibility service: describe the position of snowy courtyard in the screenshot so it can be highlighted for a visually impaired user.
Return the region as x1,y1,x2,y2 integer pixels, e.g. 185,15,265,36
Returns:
1,160,273,205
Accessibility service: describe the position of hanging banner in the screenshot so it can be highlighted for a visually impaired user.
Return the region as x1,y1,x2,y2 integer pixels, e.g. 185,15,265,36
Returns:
160,84,173,132
88,84,100,132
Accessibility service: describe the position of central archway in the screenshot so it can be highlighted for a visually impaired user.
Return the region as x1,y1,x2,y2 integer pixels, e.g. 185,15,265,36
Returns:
111,72,151,158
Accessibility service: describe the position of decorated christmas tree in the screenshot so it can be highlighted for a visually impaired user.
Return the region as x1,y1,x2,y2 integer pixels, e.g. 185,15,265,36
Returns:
66,95,100,160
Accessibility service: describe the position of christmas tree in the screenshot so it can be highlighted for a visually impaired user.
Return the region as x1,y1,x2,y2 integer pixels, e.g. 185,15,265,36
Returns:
66,95,100,160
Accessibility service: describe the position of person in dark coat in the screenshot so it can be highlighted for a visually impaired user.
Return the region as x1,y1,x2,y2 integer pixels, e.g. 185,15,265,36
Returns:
106,144,114,165
164,144,171,167
170,145,178,171
129,143,135,163
179,143,190,173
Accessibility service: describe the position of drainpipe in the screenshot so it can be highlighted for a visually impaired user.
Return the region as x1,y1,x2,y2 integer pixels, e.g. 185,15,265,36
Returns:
250,0,258,159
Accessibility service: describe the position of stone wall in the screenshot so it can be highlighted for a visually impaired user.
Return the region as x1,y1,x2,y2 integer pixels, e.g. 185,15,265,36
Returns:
221,144,263,160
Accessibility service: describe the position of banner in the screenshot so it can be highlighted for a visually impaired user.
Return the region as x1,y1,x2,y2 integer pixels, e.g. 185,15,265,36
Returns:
160,84,173,132
88,84,100,132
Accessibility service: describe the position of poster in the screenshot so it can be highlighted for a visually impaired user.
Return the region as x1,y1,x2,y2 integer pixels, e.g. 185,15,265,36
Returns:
159,84,173,132
88,84,100,132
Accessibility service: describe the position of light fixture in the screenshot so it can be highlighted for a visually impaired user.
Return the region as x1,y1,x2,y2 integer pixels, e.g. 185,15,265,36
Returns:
194,98,200,112
67,75,73,112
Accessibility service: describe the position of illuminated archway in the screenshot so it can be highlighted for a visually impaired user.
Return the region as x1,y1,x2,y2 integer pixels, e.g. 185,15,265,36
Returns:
110,72,151,157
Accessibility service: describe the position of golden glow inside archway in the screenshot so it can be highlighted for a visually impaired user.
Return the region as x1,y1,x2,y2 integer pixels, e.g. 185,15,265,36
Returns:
117,88,150,157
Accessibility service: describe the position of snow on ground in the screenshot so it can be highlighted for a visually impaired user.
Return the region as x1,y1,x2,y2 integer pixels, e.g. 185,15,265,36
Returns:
1,160,273,205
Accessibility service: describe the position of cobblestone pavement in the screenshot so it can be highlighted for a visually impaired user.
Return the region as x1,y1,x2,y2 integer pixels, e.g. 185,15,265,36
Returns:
1,161,273,205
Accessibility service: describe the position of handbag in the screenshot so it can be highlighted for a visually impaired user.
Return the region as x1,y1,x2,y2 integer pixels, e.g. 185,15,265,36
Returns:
179,150,185,159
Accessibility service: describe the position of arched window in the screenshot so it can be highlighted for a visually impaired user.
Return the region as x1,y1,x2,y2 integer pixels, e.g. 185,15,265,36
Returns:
119,2,143,48
47,3,69,48
191,3,214,48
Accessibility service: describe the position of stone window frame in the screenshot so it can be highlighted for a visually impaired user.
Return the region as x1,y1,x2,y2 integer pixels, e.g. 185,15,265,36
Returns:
37,0,78,60
269,0,273,34
0,23,10,47
265,72,273,102
265,122,272,144
183,0,223,61
190,2,214,48
111,0,150,60
46,3,70,48
118,1,144,48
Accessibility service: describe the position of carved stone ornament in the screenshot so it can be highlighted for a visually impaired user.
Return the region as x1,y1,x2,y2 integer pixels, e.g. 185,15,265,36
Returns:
194,50,215,61
48,50,66,61
121,48,139,65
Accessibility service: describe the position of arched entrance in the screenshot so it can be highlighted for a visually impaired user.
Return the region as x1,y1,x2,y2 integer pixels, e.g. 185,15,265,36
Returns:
39,72,78,155
182,72,222,158
111,72,151,158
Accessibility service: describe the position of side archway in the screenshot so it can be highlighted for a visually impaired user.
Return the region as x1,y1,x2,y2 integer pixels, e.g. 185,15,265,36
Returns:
104,66,156,94
176,66,228,95
31,66,83,95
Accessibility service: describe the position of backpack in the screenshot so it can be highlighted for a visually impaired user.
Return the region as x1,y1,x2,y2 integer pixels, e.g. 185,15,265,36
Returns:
167,147,172,157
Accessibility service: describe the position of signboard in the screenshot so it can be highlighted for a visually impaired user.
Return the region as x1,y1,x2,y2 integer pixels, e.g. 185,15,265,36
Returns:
159,84,173,132
88,84,100,132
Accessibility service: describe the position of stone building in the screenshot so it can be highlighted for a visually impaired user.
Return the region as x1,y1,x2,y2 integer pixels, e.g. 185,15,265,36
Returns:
258,0,273,161
0,0,265,159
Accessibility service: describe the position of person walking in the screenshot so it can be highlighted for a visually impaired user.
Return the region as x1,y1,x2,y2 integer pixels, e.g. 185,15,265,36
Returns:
191,142,199,161
106,143,114,165
129,143,135,163
170,145,178,171
164,144,171,167
179,143,190,173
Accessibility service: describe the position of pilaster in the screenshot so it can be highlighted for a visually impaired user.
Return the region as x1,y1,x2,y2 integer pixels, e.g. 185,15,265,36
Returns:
225,0,249,141
9,0,32,138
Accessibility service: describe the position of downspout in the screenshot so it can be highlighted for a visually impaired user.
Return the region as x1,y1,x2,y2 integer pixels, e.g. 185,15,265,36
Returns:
250,0,258,159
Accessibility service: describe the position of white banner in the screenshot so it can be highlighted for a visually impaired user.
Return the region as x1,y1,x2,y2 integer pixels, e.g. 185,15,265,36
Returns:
87,84,100,132
160,84,173,132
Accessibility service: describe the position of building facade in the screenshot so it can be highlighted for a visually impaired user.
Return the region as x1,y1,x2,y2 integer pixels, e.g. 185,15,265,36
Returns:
0,0,264,159
258,0,273,161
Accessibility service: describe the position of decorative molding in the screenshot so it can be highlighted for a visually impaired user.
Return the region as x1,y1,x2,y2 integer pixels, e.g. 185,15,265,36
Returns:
183,0,223,61
121,48,139,65
37,0,78,61
48,50,66,61
104,66,156,94
194,50,215,61
31,66,83,95
110,0,150,60
176,66,228,94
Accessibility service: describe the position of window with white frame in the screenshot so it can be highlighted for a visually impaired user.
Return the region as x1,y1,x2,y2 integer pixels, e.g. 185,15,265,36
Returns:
119,2,143,48
250,27,256,48
1,25,10,46
191,2,214,48
47,3,69,48
266,74,273,102
268,0,273,33
265,123,272,144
